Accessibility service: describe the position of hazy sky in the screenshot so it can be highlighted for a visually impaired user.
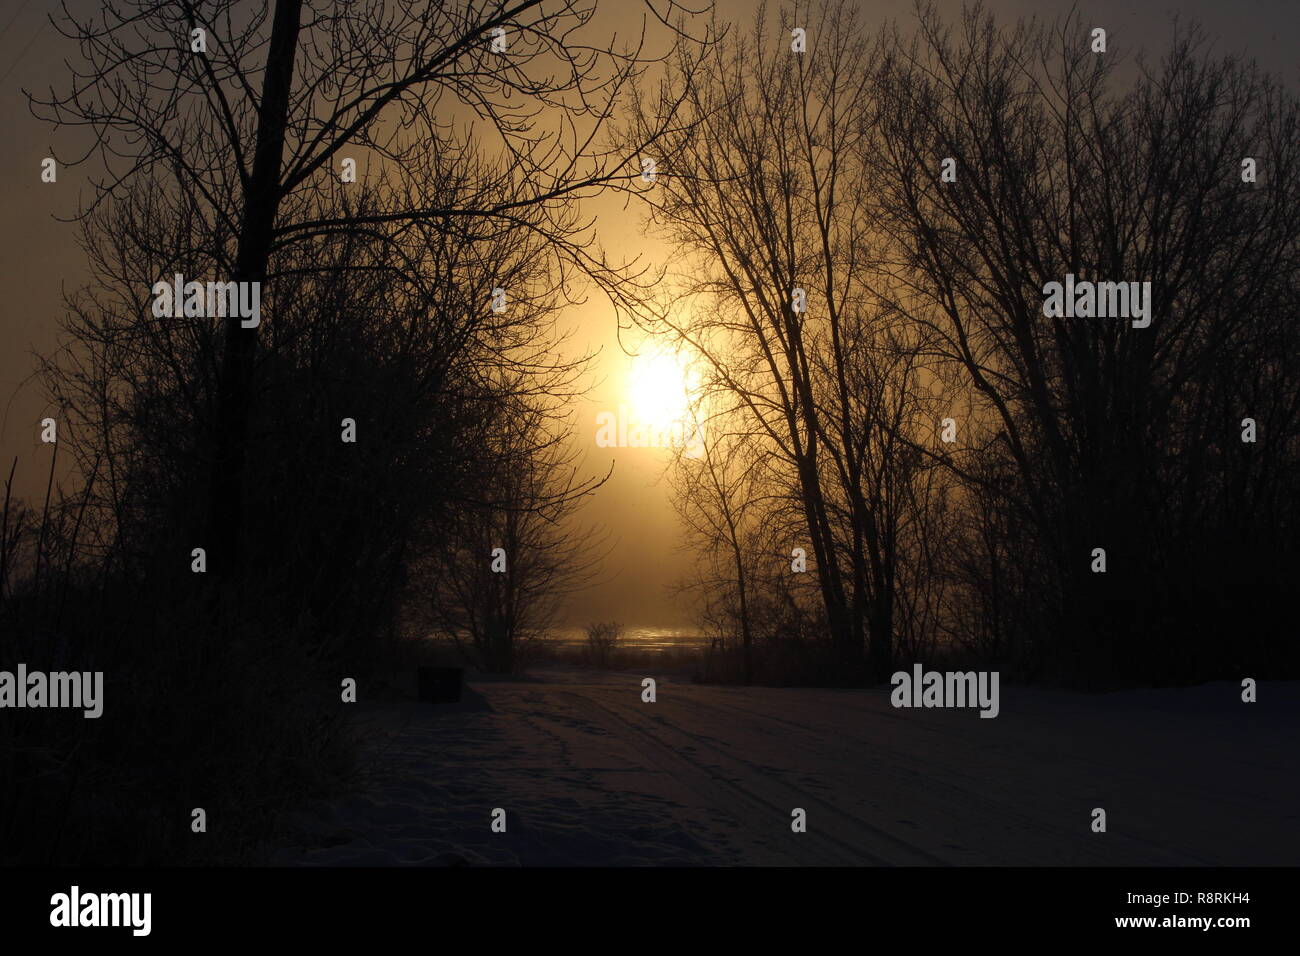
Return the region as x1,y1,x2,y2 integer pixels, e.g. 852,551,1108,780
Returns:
2,0,1295,627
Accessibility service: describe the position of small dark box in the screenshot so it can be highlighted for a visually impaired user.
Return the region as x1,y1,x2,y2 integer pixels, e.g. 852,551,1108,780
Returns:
417,666,463,703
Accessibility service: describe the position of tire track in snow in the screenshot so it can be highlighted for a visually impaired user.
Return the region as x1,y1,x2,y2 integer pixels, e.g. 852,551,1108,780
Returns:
562,689,943,865
736,685,1291,811
664,688,1213,865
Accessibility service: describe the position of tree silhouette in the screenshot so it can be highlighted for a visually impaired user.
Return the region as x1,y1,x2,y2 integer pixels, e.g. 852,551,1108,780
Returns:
31,0,714,584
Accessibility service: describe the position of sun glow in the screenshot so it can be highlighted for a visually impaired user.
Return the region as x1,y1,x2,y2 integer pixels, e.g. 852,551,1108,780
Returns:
626,343,698,431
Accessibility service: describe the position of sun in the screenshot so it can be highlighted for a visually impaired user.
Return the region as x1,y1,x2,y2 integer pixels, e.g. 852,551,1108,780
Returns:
627,343,698,431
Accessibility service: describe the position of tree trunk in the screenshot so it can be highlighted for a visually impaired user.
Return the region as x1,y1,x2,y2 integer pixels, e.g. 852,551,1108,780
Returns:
734,550,754,686
206,0,305,580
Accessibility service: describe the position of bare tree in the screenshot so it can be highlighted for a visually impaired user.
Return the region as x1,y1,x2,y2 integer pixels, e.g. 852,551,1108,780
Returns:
584,620,623,668
414,393,610,674
31,0,715,581
41,133,606,650
870,4,1300,681
627,0,938,682
667,390,768,684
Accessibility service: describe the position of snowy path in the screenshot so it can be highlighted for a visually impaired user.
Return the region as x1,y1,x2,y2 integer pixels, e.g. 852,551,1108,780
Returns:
272,670,1300,866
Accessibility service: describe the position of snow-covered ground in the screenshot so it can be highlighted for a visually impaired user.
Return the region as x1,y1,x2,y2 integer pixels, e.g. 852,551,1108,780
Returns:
272,668,1300,866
